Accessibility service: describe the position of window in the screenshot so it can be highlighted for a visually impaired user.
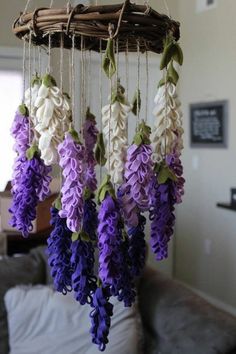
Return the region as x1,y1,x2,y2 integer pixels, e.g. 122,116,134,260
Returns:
0,70,22,190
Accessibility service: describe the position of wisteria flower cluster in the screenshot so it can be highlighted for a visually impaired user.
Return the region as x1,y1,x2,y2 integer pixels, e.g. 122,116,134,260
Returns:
58,130,85,233
102,82,132,185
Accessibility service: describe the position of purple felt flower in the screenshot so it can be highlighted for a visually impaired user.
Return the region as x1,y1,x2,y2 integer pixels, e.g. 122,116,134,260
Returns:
118,183,139,227
83,196,98,241
149,176,176,260
128,214,147,277
90,286,113,352
166,152,185,204
71,238,97,305
47,207,73,294
83,110,98,192
11,109,30,156
36,163,52,201
9,156,43,237
58,131,85,232
123,122,154,213
98,195,123,290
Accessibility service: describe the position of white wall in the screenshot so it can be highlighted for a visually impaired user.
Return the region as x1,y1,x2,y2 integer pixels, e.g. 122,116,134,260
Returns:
175,0,236,309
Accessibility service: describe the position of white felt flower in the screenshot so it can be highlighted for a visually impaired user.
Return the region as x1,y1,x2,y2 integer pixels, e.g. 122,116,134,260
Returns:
34,74,71,166
102,84,132,185
151,82,183,162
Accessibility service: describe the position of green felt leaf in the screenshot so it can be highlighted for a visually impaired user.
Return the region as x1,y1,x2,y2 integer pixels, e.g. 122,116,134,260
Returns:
53,194,62,211
157,163,178,184
133,121,151,146
173,43,184,66
79,230,90,242
68,127,80,144
97,174,116,204
26,145,39,160
42,74,57,88
131,89,141,116
83,187,92,201
18,104,29,117
95,133,107,166
160,41,175,70
72,232,79,242
102,39,116,79
111,81,126,104
86,107,96,121
167,60,179,85
31,73,41,87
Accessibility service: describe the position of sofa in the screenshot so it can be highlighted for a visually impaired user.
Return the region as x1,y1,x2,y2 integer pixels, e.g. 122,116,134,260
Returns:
1,246,236,354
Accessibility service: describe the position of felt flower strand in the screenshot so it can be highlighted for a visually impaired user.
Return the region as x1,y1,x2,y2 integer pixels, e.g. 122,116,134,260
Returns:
123,121,154,213
102,82,132,185
47,201,73,294
34,74,71,166
58,129,85,233
83,108,98,192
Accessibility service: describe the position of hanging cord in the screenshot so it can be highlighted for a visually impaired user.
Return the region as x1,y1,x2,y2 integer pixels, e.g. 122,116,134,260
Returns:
23,0,31,15
99,39,103,184
22,37,27,103
88,50,92,108
145,50,149,123
163,0,171,17
38,46,42,76
137,39,141,127
60,32,64,92
47,33,52,74
33,46,36,75
84,48,87,113
71,33,76,126
116,38,119,88
49,0,54,7
80,35,85,134
28,32,32,145
125,39,129,135
164,67,168,158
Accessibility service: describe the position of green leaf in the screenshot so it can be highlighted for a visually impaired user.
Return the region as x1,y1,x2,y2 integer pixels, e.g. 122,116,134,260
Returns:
111,81,126,104
167,60,179,85
157,163,178,184
79,230,90,242
173,43,184,66
102,39,116,79
133,121,151,146
26,145,39,160
53,194,62,211
86,107,96,121
95,133,107,166
72,232,79,242
31,73,41,87
131,89,141,116
42,74,57,88
160,41,175,70
18,104,29,117
83,187,92,201
68,127,80,144
97,174,116,204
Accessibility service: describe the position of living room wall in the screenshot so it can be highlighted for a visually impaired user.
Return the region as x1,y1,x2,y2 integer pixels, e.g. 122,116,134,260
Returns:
175,0,236,311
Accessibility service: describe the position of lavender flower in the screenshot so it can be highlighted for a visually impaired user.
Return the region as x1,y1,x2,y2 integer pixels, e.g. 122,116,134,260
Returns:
118,184,139,228
36,163,52,201
83,109,98,192
58,130,85,232
71,238,97,305
166,152,185,204
83,196,98,241
47,206,73,294
128,214,147,277
9,155,43,237
124,121,154,213
149,176,176,260
90,286,113,352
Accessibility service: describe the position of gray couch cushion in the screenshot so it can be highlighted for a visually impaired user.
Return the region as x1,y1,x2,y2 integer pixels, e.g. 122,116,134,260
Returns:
0,250,46,354
138,268,236,354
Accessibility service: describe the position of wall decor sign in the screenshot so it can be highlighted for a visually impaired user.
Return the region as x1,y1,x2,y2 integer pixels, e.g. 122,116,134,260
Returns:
190,100,228,148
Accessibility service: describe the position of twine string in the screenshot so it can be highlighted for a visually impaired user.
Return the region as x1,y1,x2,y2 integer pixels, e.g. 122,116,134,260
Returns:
23,0,31,15
164,68,168,158
71,33,75,126
145,50,149,123
22,37,27,103
60,32,64,92
88,50,92,108
38,46,41,76
163,0,171,17
125,39,129,136
28,32,32,145
137,39,141,127
116,38,119,88
49,0,54,8
99,39,103,184
47,33,52,74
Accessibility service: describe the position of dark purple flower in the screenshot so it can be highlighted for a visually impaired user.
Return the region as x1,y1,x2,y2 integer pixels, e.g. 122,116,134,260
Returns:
166,152,185,204
9,156,43,237
90,286,113,352
149,176,176,260
47,207,73,294
83,196,98,241
98,195,123,290
128,214,147,277
58,131,85,232
83,110,98,192
71,238,97,305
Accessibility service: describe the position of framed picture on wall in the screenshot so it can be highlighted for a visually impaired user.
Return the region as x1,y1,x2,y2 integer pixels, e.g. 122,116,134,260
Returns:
190,100,228,148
